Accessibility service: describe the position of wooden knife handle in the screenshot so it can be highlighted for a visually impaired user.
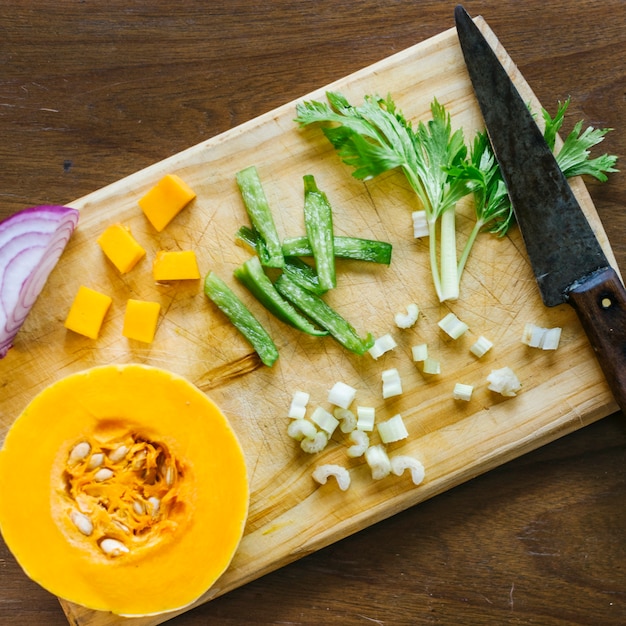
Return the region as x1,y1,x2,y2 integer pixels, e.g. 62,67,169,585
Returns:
567,266,626,415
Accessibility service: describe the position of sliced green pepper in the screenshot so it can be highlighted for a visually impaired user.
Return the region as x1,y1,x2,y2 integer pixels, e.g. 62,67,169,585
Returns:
234,224,260,251
234,256,327,336
302,174,336,290
236,166,284,268
235,225,326,295
282,235,393,265
275,273,374,355
204,271,279,367
281,256,326,295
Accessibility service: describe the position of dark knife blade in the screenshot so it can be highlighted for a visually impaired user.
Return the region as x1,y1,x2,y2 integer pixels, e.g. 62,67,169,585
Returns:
455,5,626,414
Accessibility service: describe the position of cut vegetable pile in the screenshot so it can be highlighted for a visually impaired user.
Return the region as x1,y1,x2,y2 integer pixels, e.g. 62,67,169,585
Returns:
286,302,549,492
64,174,199,343
205,165,394,365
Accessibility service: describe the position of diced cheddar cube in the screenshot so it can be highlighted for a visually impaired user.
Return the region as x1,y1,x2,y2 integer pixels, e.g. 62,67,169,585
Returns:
96,223,146,274
152,250,201,281
122,299,161,343
64,286,112,339
138,174,196,232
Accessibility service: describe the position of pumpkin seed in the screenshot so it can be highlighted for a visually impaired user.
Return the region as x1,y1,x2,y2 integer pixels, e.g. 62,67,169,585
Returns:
94,468,114,482
113,520,130,533
68,442,91,463
87,453,104,469
99,537,129,556
132,450,147,470
163,464,175,486
148,496,160,517
132,500,145,515
70,510,93,536
108,445,129,463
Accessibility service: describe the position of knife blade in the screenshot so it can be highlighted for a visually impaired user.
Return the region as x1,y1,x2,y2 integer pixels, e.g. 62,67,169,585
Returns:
454,4,626,414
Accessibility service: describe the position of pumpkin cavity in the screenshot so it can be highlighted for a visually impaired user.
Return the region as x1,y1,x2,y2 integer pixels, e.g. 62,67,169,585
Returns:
61,431,183,557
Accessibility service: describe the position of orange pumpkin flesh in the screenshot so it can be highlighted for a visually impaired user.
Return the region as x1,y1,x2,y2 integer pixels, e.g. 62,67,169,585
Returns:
0,364,249,616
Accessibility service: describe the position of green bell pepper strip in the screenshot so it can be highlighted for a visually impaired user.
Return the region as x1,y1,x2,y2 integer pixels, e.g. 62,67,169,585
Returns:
204,271,279,367
302,174,336,290
235,225,326,295
275,273,374,355
236,166,284,268
234,224,261,250
282,235,392,265
234,256,327,336
281,256,326,295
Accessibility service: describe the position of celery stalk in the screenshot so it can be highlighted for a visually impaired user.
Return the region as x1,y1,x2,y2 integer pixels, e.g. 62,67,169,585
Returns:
295,94,469,302
438,209,459,301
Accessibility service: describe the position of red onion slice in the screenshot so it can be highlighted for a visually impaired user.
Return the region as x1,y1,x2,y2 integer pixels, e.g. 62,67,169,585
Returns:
0,205,79,358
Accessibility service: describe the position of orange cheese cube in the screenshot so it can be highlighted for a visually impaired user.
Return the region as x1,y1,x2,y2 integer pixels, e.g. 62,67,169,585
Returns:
138,174,196,232
122,299,161,343
96,223,146,274
152,250,201,281
64,286,112,339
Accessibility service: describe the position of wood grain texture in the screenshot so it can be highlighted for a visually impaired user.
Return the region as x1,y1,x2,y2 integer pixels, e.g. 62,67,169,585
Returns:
0,1,625,625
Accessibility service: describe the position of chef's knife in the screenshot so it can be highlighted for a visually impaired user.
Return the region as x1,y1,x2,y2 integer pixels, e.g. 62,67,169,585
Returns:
454,5,626,414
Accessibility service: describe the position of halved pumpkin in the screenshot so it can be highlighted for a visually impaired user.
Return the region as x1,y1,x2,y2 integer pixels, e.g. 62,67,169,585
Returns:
0,364,249,616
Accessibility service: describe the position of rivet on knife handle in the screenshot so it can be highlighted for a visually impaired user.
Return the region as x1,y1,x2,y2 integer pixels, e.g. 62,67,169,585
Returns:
567,267,626,414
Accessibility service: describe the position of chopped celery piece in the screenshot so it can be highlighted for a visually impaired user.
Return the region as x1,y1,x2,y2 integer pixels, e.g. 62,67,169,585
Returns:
234,256,327,336
365,444,392,480
236,166,284,268
300,431,329,454
287,419,317,441
312,464,351,491
422,357,441,375
282,235,392,265
382,368,402,398
411,343,428,362
204,271,279,367
334,407,357,433
438,312,469,339
327,381,357,409
310,406,340,437
452,383,474,401
346,429,369,457
302,174,336,290
288,391,309,419
377,414,409,443
470,335,493,358
356,405,376,432
390,456,425,485
395,303,419,329
275,273,374,355
521,323,562,350
368,333,398,359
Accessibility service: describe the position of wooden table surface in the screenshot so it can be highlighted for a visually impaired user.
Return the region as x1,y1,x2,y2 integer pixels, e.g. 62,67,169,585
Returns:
1,1,625,624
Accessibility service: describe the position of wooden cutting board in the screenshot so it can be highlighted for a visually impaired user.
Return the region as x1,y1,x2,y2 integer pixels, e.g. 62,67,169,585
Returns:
0,17,619,626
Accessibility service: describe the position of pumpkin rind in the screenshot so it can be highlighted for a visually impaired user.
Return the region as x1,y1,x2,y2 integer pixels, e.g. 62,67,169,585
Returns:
0,364,249,616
